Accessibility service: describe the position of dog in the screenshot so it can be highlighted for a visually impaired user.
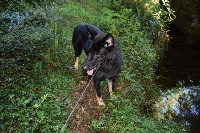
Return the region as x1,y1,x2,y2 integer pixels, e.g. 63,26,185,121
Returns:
72,24,123,106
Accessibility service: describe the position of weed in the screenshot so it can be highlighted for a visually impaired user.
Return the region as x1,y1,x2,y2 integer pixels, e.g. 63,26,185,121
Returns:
91,119,104,132
94,94,187,133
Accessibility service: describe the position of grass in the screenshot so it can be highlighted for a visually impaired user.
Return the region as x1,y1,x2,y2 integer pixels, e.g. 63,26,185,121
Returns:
0,0,187,132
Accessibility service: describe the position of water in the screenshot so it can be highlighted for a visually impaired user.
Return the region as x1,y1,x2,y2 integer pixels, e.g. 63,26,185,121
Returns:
154,86,200,133
156,45,200,88
155,31,200,132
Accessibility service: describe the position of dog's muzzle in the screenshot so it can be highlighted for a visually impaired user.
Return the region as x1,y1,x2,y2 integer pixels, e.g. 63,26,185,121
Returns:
83,66,96,76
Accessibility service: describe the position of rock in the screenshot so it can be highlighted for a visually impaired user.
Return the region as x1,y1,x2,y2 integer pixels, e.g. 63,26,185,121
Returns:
171,0,200,38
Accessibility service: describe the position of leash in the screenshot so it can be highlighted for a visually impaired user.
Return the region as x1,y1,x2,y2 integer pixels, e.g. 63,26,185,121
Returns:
59,65,101,133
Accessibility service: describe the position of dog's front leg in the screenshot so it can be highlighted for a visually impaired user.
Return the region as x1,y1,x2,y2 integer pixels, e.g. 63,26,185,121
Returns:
94,80,105,106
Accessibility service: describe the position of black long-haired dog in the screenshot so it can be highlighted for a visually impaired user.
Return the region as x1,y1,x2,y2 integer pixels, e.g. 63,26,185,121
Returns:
72,24,123,106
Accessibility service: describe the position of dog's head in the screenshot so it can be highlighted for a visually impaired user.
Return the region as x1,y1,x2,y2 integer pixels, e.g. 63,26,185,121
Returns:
82,25,114,75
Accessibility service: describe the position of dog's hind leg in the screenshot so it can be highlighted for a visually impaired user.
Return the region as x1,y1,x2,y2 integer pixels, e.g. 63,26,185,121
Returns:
94,80,105,106
108,78,115,96
74,57,79,70
72,40,82,70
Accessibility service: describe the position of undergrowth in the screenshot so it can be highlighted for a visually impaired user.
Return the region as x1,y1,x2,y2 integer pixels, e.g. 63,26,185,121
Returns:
0,0,187,132
91,94,186,132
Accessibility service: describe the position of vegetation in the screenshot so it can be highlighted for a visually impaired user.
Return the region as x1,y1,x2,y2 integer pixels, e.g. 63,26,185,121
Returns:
0,0,186,132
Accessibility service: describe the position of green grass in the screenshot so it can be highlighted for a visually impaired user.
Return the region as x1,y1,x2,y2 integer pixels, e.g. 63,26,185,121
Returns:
0,0,187,132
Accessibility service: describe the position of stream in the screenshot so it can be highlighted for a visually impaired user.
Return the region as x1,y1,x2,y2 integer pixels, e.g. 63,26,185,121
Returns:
155,27,200,133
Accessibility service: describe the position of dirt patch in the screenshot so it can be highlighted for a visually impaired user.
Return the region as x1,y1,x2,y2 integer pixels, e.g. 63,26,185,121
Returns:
65,77,105,132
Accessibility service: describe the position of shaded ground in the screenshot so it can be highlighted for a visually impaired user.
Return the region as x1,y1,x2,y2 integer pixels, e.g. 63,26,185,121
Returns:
64,71,124,132
65,75,105,132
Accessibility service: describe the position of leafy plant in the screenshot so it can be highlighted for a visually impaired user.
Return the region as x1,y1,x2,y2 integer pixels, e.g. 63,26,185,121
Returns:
91,119,104,132
1,70,74,132
95,94,187,133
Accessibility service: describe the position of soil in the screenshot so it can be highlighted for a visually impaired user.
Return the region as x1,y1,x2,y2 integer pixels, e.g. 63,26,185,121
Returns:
64,76,105,133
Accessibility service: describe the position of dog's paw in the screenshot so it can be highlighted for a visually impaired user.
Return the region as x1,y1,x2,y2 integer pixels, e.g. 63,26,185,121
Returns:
110,93,118,100
74,64,78,70
98,101,105,106
97,96,106,106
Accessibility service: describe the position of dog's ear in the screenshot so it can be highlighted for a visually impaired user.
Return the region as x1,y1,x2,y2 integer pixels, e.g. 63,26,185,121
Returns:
85,25,98,40
103,34,114,48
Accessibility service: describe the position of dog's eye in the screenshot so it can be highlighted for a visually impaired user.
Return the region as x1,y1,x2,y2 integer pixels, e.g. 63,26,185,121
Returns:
88,46,92,51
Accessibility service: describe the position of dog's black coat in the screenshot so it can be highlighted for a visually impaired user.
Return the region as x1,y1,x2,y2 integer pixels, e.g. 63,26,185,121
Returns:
72,24,123,105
